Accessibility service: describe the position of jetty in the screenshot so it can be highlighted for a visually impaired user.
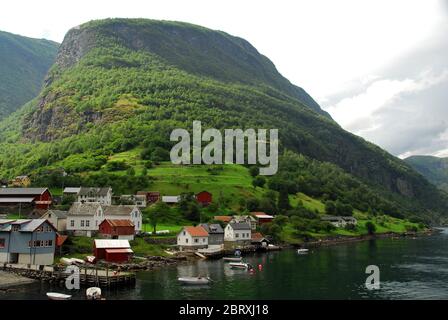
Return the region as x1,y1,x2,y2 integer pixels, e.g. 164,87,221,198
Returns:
1,263,136,288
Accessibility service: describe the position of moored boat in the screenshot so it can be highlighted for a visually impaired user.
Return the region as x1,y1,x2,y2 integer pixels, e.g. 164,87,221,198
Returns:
178,277,212,285
86,287,102,300
46,292,72,300
229,262,253,270
297,249,309,254
223,257,242,262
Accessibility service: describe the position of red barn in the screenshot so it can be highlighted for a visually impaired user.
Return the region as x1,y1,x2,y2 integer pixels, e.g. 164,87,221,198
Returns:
196,191,212,206
93,239,133,263
99,219,135,240
251,212,274,225
0,188,52,210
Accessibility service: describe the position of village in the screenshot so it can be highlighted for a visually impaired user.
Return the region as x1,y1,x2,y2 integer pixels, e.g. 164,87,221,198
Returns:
0,174,360,297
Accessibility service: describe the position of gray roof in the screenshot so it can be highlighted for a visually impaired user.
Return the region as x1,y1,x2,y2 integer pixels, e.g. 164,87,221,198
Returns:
228,222,251,230
68,202,102,216
0,188,48,196
78,187,111,197
321,216,345,221
46,210,68,219
0,219,55,232
103,205,138,216
200,223,224,234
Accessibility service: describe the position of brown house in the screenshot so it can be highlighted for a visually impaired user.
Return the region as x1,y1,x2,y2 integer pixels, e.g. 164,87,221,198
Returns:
98,219,135,240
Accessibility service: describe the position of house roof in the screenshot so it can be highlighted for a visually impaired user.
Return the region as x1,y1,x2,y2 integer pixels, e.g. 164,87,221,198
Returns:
101,219,135,227
68,202,102,216
105,248,134,254
45,210,68,219
200,223,223,234
251,212,274,219
63,187,81,194
233,215,256,222
0,219,57,233
184,226,209,237
214,216,233,223
56,234,68,246
251,232,269,242
162,196,180,203
78,187,111,197
103,205,138,216
321,215,344,221
94,239,131,249
0,197,35,203
228,222,251,230
196,191,212,195
0,188,48,196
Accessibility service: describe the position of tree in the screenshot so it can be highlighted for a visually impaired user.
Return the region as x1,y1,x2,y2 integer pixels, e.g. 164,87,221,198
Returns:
252,176,266,189
365,221,376,235
249,166,259,177
145,202,170,235
277,188,291,212
126,167,135,176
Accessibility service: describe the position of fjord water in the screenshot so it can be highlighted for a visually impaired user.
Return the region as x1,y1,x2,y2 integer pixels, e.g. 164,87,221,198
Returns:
3,228,448,300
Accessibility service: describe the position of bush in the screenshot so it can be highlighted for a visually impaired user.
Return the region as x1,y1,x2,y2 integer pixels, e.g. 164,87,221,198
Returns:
365,221,376,235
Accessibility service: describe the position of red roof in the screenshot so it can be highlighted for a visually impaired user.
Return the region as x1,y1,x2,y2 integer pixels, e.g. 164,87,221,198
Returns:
101,219,134,227
184,226,209,237
105,249,134,254
56,234,68,247
214,216,232,223
251,232,268,242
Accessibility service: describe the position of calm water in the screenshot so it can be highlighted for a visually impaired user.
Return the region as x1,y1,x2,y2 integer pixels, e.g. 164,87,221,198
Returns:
3,228,448,300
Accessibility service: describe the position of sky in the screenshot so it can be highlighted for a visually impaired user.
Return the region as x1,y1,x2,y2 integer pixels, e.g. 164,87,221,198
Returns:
1,0,447,158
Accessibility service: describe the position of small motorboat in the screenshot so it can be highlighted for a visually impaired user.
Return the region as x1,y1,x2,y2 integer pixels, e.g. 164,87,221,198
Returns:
223,257,243,262
297,249,309,254
86,287,102,300
229,262,253,270
178,277,212,285
46,292,72,300
85,256,96,264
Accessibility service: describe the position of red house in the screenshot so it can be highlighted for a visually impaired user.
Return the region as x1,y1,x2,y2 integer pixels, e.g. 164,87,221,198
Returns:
99,219,135,240
196,191,212,207
0,188,53,210
93,239,133,263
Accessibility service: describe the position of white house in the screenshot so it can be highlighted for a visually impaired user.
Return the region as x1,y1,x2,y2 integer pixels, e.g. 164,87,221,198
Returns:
119,195,147,208
321,216,358,228
66,203,105,237
224,223,252,242
103,205,142,232
177,226,209,251
77,187,112,205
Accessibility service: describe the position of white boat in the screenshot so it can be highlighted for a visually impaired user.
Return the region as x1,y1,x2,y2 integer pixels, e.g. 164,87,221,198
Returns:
223,257,242,262
86,287,102,300
178,277,212,285
46,292,72,300
229,262,253,270
297,249,309,254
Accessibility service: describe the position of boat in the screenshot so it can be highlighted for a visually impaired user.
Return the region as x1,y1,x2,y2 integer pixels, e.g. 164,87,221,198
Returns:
178,277,212,285
46,292,72,300
86,287,102,300
229,262,253,270
297,249,309,254
85,256,96,264
223,257,242,262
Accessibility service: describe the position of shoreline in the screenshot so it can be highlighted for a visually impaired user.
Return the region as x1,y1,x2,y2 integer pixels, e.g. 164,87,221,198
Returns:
0,271,36,290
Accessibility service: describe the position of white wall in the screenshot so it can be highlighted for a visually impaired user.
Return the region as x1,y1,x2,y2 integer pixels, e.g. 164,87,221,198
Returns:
224,225,251,241
177,229,208,247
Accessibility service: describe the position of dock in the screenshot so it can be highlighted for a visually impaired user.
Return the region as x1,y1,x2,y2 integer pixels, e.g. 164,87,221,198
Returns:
1,263,136,288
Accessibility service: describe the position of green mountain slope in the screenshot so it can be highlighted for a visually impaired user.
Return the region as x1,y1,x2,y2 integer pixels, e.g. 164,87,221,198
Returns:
0,31,59,120
0,19,447,224
405,155,448,192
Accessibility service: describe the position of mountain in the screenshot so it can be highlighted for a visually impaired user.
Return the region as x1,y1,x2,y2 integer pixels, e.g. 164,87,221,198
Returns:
0,18,447,223
0,30,59,120
405,155,448,192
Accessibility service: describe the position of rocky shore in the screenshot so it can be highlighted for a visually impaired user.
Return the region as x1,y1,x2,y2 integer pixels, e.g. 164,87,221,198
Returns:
100,255,188,271
0,271,36,290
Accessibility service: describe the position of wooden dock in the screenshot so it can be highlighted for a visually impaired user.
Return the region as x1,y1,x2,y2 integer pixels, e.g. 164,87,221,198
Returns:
1,263,136,288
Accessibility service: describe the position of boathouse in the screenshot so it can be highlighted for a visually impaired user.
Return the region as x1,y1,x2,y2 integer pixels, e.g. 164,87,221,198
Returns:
93,239,133,263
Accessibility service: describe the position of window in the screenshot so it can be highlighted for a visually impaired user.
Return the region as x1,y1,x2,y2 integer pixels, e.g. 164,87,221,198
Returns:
236,233,239,238
247,233,249,238
28,241,32,248
0,238,5,248
12,225,20,232
202,238,206,243
194,238,199,243
48,240,53,247
185,239,188,243
86,220,90,227
183,231,186,236
70,220,74,227
34,240,40,247
81,220,85,227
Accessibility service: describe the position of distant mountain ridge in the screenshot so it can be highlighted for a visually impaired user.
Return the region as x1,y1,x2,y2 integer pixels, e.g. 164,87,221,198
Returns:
405,155,448,192
0,30,59,120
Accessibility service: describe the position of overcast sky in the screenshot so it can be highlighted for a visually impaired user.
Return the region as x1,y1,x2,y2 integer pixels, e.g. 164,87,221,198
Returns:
1,0,447,158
